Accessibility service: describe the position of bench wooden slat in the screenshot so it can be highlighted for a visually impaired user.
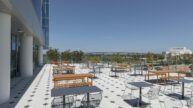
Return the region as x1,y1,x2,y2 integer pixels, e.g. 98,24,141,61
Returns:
144,73,166,80
53,73,94,81
54,82,93,88
160,76,184,80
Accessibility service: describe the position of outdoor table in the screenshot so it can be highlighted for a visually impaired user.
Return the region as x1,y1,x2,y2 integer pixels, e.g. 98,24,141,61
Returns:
94,65,102,73
110,65,128,77
132,65,143,76
97,64,104,73
110,66,119,77
51,86,102,105
63,66,75,74
64,68,74,74
90,66,102,78
172,79,193,99
128,82,153,106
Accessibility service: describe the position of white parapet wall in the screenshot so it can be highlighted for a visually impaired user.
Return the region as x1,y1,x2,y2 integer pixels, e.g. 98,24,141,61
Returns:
15,64,53,108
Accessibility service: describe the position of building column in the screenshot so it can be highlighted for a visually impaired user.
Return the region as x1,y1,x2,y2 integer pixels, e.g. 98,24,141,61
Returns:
38,45,43,66
0,12,11,104
20,35,33,77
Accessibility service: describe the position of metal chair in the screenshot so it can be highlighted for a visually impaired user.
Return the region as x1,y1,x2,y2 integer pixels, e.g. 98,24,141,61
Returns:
52,95,74,108
163,97,183,108
81,92,103,108
187,85,193,97
143,86,161,100
161,81,181,94
122,80,138,100
143,86,161,108
187,96,193,108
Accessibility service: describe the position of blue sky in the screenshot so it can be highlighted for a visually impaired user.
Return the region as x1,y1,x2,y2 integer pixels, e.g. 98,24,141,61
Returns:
50,0,193,53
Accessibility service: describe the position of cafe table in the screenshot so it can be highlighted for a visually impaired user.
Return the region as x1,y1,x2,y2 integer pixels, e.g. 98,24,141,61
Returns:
128,82,153,106
172,78,193,99
51,86,102,105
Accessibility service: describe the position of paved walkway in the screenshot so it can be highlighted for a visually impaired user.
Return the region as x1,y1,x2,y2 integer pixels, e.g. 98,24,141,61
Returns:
0,66,43,108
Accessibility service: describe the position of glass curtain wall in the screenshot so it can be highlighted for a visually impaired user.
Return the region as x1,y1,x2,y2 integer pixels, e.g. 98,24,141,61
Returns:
42,0,49,49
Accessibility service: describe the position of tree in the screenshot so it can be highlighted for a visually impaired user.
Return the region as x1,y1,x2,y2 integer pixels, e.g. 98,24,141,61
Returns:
111,54,124,63
46,48,60,62
61,50,71,62
182,54,193,64
145,52,154,63
101,55,110,63
88,56,100,64
166,53,173,65
71,50,85,63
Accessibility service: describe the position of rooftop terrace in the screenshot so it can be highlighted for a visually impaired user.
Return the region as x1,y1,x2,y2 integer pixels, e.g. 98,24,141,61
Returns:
5,64,193,108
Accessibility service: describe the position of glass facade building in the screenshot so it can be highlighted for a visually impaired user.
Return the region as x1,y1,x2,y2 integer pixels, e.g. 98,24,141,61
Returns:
0,0,48,103
32,0,49,49
42,0,50,49
9,0,50,78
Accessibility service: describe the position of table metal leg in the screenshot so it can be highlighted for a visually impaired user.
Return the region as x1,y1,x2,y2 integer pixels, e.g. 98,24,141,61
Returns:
134,67,136,75
93,66,95,72
182,82,184,99
114,68,118,77
139,87,142,106
178,72,180,83
87,93,90,106
63,95,66,108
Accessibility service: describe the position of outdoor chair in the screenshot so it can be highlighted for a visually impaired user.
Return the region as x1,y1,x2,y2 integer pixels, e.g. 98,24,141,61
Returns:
186,96,193,108
163,97,183,108
143,86,161,108
161,81,181,94
52,95,74,107
187,85,193,97
122,80,138,99
166,79,181,93
81,92,103,108
143,86,161,100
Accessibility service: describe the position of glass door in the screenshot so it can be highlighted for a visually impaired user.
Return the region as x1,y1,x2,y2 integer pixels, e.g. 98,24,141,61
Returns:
11,34,17,78
11,34,21,78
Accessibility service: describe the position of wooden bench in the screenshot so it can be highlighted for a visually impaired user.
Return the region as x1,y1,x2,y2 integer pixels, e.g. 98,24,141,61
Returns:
54,82,93,88
53,73,94,88
145,74,157,80
53,74,94,81
144,73,166,80
160,76,185,83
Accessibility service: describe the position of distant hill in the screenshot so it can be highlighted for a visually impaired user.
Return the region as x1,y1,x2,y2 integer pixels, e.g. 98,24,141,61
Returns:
85,52,148,55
